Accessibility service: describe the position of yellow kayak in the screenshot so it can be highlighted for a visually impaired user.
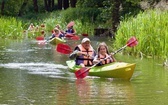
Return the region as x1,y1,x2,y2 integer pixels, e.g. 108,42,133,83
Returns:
66,60,136,80
49,37,66,45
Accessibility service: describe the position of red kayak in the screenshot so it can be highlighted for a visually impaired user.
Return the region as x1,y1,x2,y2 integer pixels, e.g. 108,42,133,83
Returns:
65,33,80,40
36,36,44,40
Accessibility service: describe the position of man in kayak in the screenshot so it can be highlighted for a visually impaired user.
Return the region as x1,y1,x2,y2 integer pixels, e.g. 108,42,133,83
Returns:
93,42,116,66
65,21,76,35
69,37,96,67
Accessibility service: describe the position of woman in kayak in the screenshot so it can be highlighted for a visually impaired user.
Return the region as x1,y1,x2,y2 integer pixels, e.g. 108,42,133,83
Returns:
93,42,116,66
49,28,65,40
55,24,65,34
69,37,96,67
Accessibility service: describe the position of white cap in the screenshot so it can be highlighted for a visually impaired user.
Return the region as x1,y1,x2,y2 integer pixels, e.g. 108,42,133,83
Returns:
81,37,91,43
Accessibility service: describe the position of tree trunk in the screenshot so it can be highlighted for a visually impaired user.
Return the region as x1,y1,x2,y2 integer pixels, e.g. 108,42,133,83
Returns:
48,0,51,11
18,0,28,16
44,0,49,11
33,0,38,12
70,0,77,7
63,0,69,9
57,0,63,10
1,0,5,15
51,0,54,10
111,0,121,39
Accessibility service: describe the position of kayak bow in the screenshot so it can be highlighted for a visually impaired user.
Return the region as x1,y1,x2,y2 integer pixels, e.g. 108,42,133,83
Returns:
48,37,66,45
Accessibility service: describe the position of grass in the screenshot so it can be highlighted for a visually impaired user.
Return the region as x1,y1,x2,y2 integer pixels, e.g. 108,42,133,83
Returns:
0,17,23,39
114,9,168,59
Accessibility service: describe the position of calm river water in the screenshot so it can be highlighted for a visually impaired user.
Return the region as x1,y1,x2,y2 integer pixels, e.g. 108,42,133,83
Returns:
0,37,168,105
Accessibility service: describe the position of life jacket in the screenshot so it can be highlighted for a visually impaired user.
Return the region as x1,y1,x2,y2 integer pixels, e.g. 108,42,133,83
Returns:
98,53,114,65
66,28,75,33
76,44,95,66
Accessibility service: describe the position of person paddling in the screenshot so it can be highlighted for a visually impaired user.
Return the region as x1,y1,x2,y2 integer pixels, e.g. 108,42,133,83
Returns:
69,37,96,67
55,24,65,34
65,21,76,35
93,42,116,66
49,28,65,40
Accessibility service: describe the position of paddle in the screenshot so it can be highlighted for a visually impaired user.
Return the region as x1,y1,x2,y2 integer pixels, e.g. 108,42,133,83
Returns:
75,36,138,79
56,43,73,54
56,44,93,58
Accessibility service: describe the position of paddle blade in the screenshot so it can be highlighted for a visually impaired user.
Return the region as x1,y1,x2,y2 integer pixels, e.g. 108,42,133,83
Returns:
75,67,90,79
36,36,44,40
127,36,138,47
56,44,72,54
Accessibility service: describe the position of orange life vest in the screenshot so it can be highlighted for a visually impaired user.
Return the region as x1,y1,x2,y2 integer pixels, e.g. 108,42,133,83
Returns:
76,44,95,66
98,53,113,65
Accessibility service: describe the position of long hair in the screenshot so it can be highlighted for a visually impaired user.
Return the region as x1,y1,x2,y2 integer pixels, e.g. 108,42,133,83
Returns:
97,42,110,54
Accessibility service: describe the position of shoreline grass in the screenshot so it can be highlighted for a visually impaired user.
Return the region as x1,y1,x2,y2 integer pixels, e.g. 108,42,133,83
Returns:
114,9,168,59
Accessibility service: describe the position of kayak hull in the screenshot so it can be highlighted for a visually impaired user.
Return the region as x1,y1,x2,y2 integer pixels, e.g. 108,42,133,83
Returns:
49,37,66,45
66,60,136,80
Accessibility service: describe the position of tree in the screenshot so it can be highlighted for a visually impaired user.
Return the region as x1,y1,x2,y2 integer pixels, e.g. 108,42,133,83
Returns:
57,0,63,10
111,0,121,34
70,0,77,7
44,0,55,11
33,0,38,12
0,0,5,15
63,0,69,9
18,0,28,16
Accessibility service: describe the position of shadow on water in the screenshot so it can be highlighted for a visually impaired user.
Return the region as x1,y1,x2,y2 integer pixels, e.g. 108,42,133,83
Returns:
0,37,168,105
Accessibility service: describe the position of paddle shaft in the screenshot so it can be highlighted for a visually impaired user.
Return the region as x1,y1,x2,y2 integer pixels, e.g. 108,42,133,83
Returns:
93,40,135,67
76,53,114,78
77,50,116,77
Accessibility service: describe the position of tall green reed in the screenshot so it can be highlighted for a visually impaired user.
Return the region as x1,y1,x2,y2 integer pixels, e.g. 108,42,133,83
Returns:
0,17,23,39
114,9,168,59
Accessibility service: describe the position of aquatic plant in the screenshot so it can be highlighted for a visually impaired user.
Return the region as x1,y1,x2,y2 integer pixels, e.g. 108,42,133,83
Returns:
114,9,168,59
0,17,23,39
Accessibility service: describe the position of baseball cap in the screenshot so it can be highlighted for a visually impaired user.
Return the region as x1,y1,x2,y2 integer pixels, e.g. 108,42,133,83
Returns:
81,37,91,43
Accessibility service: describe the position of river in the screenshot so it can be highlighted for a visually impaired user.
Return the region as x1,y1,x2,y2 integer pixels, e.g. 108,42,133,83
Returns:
0,37,168,105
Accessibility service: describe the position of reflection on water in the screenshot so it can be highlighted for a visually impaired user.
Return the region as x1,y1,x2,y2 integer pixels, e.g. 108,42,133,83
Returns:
0,38,168,105
75,79,136,105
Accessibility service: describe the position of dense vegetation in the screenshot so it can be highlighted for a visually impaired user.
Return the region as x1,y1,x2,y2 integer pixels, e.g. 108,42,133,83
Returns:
113,10,168,60
0,0,168,60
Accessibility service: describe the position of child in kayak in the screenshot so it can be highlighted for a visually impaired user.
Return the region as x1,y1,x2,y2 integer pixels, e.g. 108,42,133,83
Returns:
93,42,116,66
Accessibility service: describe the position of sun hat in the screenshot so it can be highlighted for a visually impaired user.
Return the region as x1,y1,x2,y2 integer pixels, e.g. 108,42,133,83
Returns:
67,21,75,28
81,37,91,43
